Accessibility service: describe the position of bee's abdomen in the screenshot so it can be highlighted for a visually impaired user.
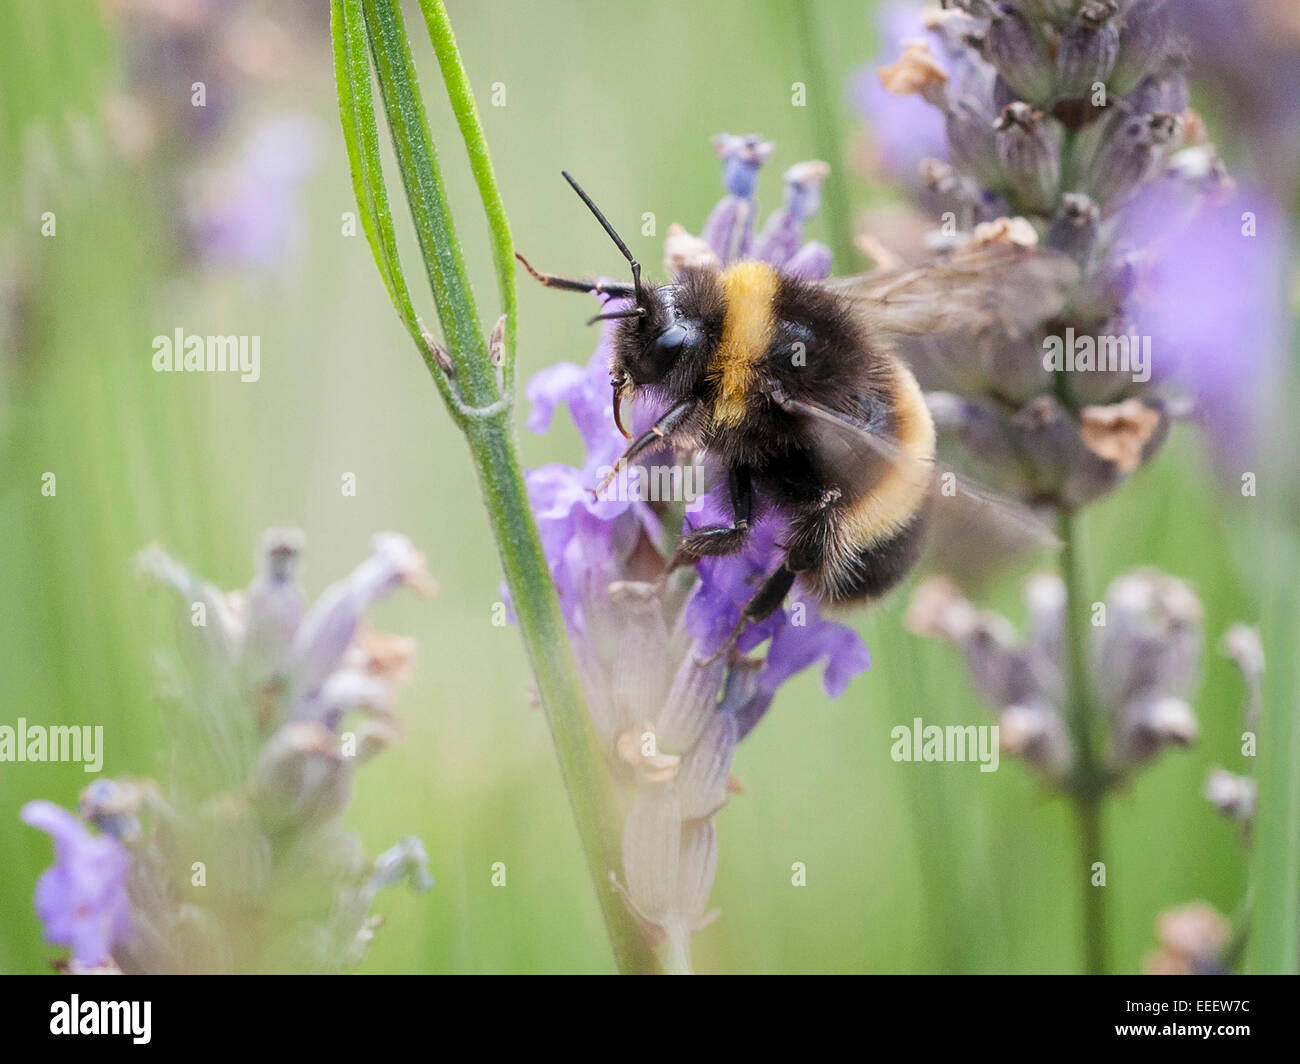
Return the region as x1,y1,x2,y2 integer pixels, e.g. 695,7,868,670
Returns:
790,507,929,605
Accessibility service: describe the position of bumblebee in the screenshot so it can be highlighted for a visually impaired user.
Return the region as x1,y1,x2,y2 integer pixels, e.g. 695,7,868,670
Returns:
521,172,1066,648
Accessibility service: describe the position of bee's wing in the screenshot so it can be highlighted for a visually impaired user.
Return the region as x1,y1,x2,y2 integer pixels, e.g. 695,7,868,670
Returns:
822,242,1081,339
774,391,1061,558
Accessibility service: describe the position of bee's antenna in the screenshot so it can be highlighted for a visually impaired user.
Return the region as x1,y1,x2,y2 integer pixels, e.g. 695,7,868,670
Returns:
561,170,644,307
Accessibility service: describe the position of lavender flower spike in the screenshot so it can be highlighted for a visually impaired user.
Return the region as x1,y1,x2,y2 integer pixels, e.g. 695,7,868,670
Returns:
24,529,434,973
519,137,869,970
907,567,1203,791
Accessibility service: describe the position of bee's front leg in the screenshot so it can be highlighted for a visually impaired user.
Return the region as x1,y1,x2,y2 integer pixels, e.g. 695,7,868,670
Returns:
665,465,753,574
591,398,699,499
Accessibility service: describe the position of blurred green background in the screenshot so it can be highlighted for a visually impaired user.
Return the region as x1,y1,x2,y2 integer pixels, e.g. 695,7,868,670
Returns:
0,0,1279,973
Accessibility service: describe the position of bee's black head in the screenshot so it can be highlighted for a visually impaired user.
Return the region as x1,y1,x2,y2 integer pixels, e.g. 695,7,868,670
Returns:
560,170,722,437
607,276,722,428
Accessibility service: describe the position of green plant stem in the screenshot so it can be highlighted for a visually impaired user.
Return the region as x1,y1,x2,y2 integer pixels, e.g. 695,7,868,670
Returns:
1248,336,1300,972
1076,793,1106,975
1059,507,1108,974
462,415,655,975
657,932,695,976
332,0,657,973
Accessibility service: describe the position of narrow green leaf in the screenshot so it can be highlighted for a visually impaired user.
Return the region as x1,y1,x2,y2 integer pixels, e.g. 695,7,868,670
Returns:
416,0,517,391
361,0,497,409
331,0,457,402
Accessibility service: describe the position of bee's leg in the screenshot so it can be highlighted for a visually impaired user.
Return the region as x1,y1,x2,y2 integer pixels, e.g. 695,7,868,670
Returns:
591,399,699,499
696,562,796,667
515,254,638,299
665,465,753,575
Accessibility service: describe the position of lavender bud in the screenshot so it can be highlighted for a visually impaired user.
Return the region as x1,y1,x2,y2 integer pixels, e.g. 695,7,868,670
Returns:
753,160,831,268
712,132,772,199
987,5,1055,104
1025,572,1067,683
675,819,718,932
1056,2,1121,98
1126,68,1188,117
1047,191,1101,265
675,713,736,820
1204,768,1256,823
1220,623,1263,732
241,527,306,696
1096,569,1203,713
1113,694,1198,768
78,778,147,842
946,103,1004,189
991,74,1019,114
1084,110,1181,207
1009,395,1126,506
367,835,434,894
995,103,1063,212
252,720,350,835
655,653,726,756
1000,701,1073,780
1109,0,1171,96
1146,903,1229,975
621,792,681,931
703,134,774,261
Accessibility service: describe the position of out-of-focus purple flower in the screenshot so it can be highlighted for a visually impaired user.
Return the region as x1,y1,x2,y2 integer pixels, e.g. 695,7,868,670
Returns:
850,0,950,185
1120,181,1290,460
1174,0,1300,196
188,113,322,270
21,801,134,966
908,568,1204,790
856,1,1291,504
20,530,434,974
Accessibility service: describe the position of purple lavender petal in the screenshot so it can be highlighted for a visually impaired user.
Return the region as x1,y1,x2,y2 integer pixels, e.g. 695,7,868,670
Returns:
684,496,869,707
754,162,830,268
784,241,833,281
703,134,774,261
21,801,134,965
764,617,872,698
525,361,591,436
288,533,430,697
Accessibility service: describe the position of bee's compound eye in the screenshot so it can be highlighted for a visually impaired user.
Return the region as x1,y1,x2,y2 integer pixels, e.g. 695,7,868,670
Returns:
654,324,688,354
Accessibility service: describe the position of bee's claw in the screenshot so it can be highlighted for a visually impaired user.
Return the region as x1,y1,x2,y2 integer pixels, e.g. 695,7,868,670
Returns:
694,619,745,668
